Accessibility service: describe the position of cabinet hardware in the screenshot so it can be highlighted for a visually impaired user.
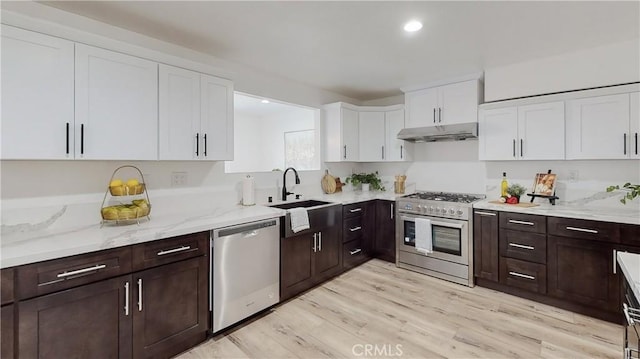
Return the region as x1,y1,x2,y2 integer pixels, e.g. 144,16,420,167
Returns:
195,133,199,156
566,226,598,234
400,145,403,159
509,243,535,250
350,248,362,255
349,208,362,213
624,133,627,155
318,231,322,251
124,282,130,316
520,139,523,157
343,145,347,159
65,122,70,154
509,271,535,280
57,264,106,278
312,233,317,253
80,124,84,155
614,249,617,274
438,107,442,123
382,146,385,160
433,108,436,123
512,139,516,157
508,219,534,226
137,278,143,311
635,133,638,155
349,226,362,232
391,203,394,219
475,211,496,216
204,133,207,157
157,245,191,256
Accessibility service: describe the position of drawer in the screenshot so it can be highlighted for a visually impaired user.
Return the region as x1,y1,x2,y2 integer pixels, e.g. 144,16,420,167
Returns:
499,230,546,264
621,224,640,246
343,202,366,219
500,257,547,294
16,246,132,299
132,231,208,271
343,238,367,270
499,212,546,234
343,216,364,242
1,268,14,305
547,217,619,243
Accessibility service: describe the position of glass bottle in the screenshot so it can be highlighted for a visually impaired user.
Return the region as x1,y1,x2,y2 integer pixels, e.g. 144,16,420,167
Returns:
501,172,509,197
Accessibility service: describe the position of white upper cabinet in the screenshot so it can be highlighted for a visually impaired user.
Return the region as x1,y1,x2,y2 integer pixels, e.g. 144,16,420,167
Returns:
405,79,480,128
159,65,234,160
358,111,385,161
1,25,75,160
323,103,359,161
75,44,158,160
479,102,564,161
631,92,640,159
566,93,630,159
385,108,411,161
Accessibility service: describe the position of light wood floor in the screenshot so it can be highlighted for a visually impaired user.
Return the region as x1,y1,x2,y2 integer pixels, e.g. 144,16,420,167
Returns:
178,259,622,358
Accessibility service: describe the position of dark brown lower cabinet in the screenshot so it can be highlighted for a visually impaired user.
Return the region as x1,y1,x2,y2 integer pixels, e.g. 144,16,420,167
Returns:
473,210,499,282
547,235,619,313
374,200,396,263
19,275,133,358
2,305,14,359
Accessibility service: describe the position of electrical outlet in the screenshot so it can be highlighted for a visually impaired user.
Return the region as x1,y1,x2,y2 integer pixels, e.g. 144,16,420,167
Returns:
171,171,188,187
568,170,579,183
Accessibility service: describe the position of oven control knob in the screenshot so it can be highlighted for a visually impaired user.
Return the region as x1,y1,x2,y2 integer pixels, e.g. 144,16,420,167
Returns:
417,205,423,211
449,208,455,215
435,207,441,213
429,206,435,212
456,209,464,215
442,208,448,214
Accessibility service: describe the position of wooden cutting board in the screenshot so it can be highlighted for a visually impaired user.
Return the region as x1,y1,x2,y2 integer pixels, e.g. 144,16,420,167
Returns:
489,200,539,208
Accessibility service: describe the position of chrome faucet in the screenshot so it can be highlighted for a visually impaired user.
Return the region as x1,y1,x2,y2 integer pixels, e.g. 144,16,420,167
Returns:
282,167,301,201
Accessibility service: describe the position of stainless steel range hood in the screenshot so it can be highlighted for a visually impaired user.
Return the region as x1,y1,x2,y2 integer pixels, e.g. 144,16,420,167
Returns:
397,122,478,142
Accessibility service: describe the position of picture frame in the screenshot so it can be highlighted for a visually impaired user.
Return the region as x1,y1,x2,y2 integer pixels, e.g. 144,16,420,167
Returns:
532,173,557,196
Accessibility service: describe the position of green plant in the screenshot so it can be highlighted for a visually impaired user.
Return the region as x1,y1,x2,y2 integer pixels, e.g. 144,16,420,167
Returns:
506,183,527,198
606,183,640,204
345,171,386,191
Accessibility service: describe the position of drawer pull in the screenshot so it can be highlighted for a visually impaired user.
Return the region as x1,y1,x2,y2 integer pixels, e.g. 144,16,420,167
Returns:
137,278,143,312
475,211,496,216
508,243,534,250
349,208,362,213
509,271,535,280
508,220,534,226
349,226,362,232
157,245,192,256
350,248,362,255
566,226,598,234
57,264,106,278
124,281,130,316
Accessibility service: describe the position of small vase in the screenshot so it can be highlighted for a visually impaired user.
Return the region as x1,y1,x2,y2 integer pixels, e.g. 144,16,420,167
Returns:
361,183,370,192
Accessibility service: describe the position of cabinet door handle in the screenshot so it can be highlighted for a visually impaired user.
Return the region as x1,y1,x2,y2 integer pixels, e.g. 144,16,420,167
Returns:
438,107,442,123
624,133,628,155
433,108,436,123
312,233,317,252
635,133,638,155
349,226,362,232
508,219,534,226
512,139,516,157
614,249,618,274
400,145,403,159
318,231,322,252
350,248,362,255
203,133,207,157
566,226,598,234
80,124,85,155
509,243,534,250
381,146,385,160
57,264,106,278
475,211,496,216
124,282,130,316
509,271,535,280
349,208,362,213
196,133,200,156
157,245,191,256
520,139,523,157
65,122,70,155
391,203,394,220
137,278,143,312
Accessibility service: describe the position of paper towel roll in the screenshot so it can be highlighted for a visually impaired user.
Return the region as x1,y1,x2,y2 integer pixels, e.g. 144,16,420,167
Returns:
242,175,255,206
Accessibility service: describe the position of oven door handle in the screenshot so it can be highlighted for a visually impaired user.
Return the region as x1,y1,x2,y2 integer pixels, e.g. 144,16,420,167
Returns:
429,220,465,229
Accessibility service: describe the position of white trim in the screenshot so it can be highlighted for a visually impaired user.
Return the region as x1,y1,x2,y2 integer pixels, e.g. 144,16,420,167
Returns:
400,72,484,93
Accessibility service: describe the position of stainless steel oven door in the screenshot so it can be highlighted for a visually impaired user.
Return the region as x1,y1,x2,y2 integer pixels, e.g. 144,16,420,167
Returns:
397,213,469,265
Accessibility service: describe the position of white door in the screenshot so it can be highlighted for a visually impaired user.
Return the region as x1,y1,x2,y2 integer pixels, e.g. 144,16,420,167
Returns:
439,80,479,125
405,88,438,128
201,74,234,160
158,64,201,160
478,107,518,161
341,107,359,161
75,44,158,160
358,111,385,161
630,92,639,159
566,93,630,159
517,101,565,160
1,25,74,159
385,109,408,161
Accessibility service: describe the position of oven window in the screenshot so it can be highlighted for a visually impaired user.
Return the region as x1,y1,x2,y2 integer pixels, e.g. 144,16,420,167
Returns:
432,225,461,256
403,221,416,246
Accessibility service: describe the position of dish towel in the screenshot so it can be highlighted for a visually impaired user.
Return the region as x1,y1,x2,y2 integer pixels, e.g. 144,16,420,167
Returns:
415,218,433,254
289,207,310,233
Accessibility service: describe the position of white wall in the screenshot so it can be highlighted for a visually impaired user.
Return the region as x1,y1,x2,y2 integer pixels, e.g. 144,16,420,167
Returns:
485,39,640,102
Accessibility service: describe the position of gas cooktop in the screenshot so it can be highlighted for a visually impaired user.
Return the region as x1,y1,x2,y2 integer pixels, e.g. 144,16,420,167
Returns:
402,191,485,204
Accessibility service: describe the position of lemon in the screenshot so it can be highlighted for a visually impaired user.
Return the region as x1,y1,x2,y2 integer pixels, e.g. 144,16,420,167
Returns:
110,179,123,187
127,178,140,187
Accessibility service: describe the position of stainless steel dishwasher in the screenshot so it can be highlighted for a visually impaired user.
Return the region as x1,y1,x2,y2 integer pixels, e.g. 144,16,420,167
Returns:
211,218,280,333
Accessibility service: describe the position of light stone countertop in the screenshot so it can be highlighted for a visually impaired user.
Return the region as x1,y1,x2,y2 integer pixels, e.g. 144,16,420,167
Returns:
618,252,640,301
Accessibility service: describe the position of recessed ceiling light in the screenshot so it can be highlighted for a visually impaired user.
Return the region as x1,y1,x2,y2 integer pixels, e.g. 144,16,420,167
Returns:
261,99,270,104
404,20,423,32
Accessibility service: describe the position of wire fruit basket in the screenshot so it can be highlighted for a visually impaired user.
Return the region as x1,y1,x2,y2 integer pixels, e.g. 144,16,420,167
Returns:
100,165,151,226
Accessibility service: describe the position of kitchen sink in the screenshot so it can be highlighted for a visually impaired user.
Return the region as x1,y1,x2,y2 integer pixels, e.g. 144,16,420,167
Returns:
269,200,334,210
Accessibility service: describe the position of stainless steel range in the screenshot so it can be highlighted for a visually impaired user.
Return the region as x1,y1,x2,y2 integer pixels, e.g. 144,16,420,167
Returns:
396,191,485,287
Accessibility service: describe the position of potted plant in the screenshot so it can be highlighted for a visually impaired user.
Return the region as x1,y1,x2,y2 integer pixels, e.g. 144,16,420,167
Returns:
505,183,527,203
606,183,640,204
345,171,385,191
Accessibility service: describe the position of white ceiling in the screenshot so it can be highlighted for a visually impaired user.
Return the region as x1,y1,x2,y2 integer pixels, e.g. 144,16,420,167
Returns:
234,92,315,118
39,1,640,101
